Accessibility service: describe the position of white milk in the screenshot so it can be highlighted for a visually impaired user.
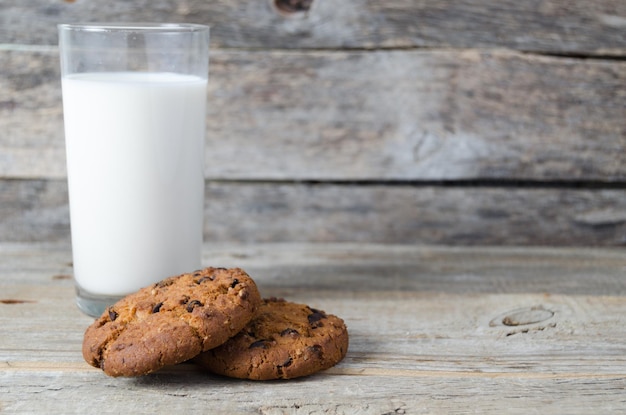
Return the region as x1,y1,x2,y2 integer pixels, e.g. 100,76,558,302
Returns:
62,72,206,296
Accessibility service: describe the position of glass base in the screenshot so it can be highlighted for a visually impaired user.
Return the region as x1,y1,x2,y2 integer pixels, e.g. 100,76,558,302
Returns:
75,286,123,318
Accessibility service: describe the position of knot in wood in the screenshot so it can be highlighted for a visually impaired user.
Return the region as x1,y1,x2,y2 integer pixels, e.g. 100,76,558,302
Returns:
490,305,555,327
273,0,313,16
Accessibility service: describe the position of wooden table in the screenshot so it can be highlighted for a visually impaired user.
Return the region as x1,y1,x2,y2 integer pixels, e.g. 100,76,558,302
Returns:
1,242,625,413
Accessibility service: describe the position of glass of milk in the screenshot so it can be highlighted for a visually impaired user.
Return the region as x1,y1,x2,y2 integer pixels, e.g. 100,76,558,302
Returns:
58,23,210,317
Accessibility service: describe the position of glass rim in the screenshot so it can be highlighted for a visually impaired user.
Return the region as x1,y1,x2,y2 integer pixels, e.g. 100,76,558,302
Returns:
58,23,209,33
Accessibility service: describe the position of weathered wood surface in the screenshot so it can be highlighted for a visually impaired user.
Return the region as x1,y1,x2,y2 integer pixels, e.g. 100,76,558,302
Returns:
2,48,626,181
1,0,626,55
1,0,625,246
2,179,626,246
1,243,626,413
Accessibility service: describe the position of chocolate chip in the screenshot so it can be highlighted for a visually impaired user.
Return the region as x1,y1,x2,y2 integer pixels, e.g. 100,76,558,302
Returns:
308,311,326,327
156,279,174,288
179,295,190,305
108,308,118,322
194,276,215,284
280,357,293,368
151,302,163,313
186,300,203,312
249,339,271,349
307,344,323,357
276,356,293,378
230,278,239,288
280,328,300,337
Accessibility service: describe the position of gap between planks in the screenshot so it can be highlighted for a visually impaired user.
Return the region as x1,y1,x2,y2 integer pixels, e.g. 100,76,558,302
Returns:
204,178,626,189
3,42,626,59
2,361,624,380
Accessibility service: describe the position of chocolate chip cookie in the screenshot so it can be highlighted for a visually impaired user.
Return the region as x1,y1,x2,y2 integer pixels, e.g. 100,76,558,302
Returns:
82,267,262,377
194,298,349,380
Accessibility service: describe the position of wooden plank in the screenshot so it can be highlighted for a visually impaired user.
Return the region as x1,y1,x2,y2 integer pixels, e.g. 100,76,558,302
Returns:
1,180,625,246
1,0,625,55
0,180,70,243
2,48,625,181
2,242,626,292
1,369,623,414
202,182,626,246
1,243,626,413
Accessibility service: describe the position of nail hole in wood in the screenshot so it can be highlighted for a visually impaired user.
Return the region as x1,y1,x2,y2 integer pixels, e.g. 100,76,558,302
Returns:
273,0,313,16
52,274,72,280
1,299,36,304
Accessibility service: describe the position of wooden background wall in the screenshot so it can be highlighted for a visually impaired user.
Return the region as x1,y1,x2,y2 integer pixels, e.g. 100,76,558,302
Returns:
1,0,625,246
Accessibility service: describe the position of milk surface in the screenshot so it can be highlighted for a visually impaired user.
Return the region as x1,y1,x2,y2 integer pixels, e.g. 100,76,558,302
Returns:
62,72,206,296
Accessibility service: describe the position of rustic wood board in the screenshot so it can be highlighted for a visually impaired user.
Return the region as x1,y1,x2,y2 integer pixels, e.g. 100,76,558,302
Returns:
2,1,625,247
2,179,626,246
2,48,625,181
1,0,625,55
1,243,625,413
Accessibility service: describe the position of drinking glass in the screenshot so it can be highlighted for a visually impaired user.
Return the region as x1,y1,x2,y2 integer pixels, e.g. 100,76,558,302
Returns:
58,23,210,317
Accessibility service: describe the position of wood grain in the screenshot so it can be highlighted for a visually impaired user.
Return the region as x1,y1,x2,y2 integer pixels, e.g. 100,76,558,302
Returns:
2,0,625,246
1,243,625,413
2,180,625,246
2,48,625,181
1,0,625,55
